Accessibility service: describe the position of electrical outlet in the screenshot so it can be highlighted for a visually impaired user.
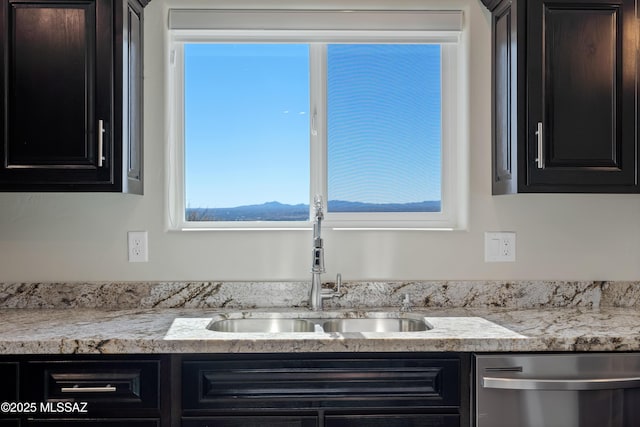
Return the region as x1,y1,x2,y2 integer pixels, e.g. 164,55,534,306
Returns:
128,231,148,262
485,232,516,262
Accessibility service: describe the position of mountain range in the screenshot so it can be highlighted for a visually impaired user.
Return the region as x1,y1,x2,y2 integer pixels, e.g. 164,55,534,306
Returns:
186,200,441,221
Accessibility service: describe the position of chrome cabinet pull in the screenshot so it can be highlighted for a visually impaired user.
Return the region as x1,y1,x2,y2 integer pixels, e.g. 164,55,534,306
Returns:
98,119,106,167
482,376,640,391
61,384,117,393
534,121,544,169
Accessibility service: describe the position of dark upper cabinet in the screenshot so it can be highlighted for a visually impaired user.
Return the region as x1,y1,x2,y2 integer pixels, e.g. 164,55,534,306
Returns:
0,0,148,192
485,0,638,193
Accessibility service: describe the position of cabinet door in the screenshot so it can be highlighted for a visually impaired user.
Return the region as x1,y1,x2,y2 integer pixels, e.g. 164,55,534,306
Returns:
526,0,637,191
182,416,317,427
25,420,158,426
0,0,113,190
491,0,522,195
0,362,18,425
117,0,144,194
325,414,459,427
125,0,143,193
0,362,18,401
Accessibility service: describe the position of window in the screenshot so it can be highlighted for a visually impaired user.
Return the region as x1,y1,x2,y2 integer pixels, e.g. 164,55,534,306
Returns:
168,9,467,230
326,44,442,214
184,44,310,222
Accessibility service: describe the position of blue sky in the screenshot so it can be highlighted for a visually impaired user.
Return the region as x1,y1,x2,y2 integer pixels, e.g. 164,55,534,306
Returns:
184,43,441,210
327,44,441,205
185,44,310,209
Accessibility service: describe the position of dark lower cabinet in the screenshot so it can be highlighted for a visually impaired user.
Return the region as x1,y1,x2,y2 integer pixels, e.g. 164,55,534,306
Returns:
485,0,639,193
21,359,161,414
180,353,470,427
182,416,317,427
0,353,470,427
0,355,168,427
25,420,159,426
0,362,18,401
325,414,460,427
181,414,459,427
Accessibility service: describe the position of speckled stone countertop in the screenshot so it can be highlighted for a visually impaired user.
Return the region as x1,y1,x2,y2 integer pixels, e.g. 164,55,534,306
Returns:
0,281,639,354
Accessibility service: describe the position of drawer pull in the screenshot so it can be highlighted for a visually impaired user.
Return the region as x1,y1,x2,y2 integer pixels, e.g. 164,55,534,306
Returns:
61,384,117,393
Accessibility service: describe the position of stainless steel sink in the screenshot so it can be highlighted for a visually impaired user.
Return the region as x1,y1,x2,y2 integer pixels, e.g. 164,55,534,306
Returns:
208,318,317,333
207,312,431,334
322,317,429,333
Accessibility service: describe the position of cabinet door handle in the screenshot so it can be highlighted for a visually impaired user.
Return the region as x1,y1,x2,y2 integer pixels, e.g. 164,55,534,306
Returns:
98,119,106,167
61,385,117,393
534,122,544,169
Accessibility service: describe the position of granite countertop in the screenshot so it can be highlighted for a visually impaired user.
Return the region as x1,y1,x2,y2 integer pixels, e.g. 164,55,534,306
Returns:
1,280,639,354
1,306,639,354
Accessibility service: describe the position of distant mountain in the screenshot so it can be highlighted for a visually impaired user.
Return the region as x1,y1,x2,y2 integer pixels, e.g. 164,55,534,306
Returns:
328,200,441,213
186,201,308,221
186,200,441,222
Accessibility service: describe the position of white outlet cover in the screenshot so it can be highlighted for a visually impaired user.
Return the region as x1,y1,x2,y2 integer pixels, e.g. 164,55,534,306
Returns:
128,231,148,262
484,232,516,262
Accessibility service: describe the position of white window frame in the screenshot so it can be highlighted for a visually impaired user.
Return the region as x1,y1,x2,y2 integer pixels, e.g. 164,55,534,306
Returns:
167,9,468,231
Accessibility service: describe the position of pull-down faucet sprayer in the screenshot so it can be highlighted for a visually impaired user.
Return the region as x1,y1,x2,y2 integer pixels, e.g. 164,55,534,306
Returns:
309,196,341,310
310,196,326,310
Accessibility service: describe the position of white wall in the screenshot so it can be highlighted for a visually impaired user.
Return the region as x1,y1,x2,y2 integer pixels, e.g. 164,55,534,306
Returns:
1,0,639,282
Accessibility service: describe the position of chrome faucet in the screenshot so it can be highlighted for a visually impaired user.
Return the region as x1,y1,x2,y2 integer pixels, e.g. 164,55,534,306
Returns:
309,196,342,310
310,196,326,310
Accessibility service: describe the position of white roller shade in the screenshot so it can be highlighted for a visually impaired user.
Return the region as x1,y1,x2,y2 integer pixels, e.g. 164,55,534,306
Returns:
169,9,463,32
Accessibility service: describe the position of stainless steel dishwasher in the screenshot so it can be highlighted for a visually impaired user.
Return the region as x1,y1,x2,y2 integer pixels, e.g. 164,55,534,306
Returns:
475,353,640,427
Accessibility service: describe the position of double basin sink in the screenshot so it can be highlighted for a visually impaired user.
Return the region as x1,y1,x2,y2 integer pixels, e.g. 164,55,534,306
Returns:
207,311,431,334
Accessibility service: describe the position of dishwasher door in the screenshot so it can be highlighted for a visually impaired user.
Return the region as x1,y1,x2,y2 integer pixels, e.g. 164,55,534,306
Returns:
475,353,640,427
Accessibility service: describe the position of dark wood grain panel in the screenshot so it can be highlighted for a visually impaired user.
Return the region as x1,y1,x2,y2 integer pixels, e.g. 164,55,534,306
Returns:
182,417,317,427
545,6,618,166
326,414,460,427
183,355,461,412
9,3,93,164
524,0,637,190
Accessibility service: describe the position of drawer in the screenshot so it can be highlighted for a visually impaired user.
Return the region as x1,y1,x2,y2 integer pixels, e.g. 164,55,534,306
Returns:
22,360,160,412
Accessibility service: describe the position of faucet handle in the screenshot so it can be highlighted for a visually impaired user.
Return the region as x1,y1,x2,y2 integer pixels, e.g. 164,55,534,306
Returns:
400,293,412,312
321,273,342,300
